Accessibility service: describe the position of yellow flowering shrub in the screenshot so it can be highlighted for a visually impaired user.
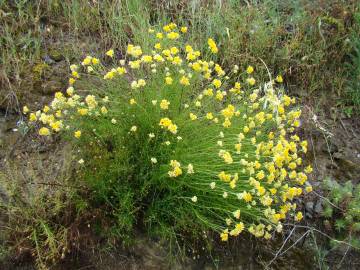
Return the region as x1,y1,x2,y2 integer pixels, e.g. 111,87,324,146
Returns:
26,22,313,245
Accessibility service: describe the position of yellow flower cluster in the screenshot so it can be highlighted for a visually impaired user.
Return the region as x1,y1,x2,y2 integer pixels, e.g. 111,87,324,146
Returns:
208,38,218,54
168,160,182,178
25,22,312,245
104,67,127,80
159,118,178,134
127,44,143,58
25,70,113,139
160,99,170,110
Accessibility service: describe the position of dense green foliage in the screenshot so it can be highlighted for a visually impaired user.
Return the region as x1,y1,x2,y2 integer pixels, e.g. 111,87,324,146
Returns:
322,179,360,247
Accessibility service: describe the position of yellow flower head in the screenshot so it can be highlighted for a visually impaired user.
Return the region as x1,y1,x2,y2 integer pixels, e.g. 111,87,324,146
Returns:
212,79,222,89
106,49,114,57
180,76,190,86
23,106,29,114
39,127,50,136
295,211,303,221
159,117,172,128
167,32,180,40
160,99,170,110
243,192,253,202
168,124,178,134
207,38,218,54
82,56,92,66
29,113,37,122
100,106,108,114
275,75,283,83
69,77,76,85
246,65,254,74
74,130,81,138
66,87,74,96
180,26,187,33
189,113,197,121
91,57,100,65
165,76,173,85
220,231,228,241
246,77,256,86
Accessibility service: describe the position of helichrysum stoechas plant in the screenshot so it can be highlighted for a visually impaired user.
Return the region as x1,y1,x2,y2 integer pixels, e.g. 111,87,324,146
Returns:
25,22,313,244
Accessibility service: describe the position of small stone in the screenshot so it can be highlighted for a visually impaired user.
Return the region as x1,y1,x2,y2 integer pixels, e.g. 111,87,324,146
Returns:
43,55,55,65
305,201,314,214
314,200,323,215
305,203,314,219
